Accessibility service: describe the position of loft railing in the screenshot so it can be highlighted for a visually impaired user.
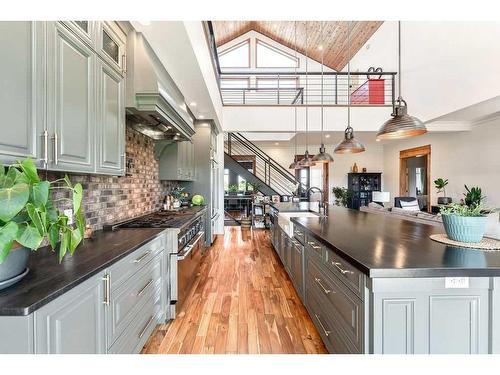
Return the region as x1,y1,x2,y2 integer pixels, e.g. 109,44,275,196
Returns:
224,132,306,197
219,71,396,106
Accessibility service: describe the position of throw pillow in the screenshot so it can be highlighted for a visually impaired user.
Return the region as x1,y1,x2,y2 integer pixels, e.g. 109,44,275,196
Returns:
399,199,420,211
392,207,419,216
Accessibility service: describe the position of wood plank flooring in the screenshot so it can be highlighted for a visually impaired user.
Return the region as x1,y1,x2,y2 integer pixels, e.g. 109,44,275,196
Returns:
142,227,327,354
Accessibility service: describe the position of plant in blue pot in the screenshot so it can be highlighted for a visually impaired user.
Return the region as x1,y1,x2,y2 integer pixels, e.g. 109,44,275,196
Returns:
0,158,85,289
440,185,496,243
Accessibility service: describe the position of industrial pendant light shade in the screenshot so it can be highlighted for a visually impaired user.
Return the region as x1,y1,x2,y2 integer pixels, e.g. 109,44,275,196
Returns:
298,150,316,167
334,21,365,155
334,126,366,154
376,98,427,140
377,22,427,140
313,21,334,164
312,143,334,162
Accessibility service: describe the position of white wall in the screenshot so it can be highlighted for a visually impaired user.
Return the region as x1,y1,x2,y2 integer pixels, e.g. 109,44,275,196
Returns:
349,21,500,122
382,116,500,208
254,132,384,203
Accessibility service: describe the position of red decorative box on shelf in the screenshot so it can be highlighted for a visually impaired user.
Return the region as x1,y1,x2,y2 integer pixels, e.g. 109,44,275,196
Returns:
350,79,385,105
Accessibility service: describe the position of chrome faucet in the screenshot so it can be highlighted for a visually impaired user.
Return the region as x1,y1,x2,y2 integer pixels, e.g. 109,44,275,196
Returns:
306,187,328,216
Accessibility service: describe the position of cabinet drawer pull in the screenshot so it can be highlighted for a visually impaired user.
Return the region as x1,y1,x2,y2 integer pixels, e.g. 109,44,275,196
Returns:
138,315,156,339
121,54,127,74
307,241,322,250
102,274,110,305
137,279,154,297
133,251,151,264
294,230,303,236
42,130,48,166
292,240,301,247
315,314,331,337
52,133,58,165
333,262,354,275
315,277,332,294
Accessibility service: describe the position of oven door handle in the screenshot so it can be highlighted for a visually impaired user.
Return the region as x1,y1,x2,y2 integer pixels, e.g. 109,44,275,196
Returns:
177,231,205,260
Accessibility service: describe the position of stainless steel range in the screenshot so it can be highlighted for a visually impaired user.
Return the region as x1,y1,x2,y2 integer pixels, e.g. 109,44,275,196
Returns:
106,209,206,317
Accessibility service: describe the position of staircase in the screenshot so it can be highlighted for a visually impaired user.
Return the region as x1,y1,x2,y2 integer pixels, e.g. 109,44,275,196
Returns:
224,132,305,198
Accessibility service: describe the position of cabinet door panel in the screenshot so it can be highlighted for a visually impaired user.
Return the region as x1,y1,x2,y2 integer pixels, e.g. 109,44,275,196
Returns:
97,22,126,75
96,61,125,174
47,22,95,173
0,22,44,165
35,272,106,354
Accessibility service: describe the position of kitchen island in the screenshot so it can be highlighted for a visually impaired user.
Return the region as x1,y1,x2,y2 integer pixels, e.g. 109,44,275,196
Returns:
269,203,500,354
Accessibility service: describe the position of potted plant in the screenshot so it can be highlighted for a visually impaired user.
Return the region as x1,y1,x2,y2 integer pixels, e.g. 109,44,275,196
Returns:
227,184,239,196
0,158,85,288
170,187,185,208
434,178,452,205
440,185,495,243
332,187,353,207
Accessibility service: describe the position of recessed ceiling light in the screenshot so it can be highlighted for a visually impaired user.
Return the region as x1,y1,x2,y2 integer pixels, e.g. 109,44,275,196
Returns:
274,142,279,146
138,21,151,26
190,102,197,107
318,45,323,51
272,23,278,29
325,134,330,138
376,138,381,142
199,115,205,119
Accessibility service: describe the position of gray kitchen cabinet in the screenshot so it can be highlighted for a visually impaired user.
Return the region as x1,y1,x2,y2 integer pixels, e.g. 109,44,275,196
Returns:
290,239,304,299
46,21,95,173
159,141,196,181
34,271,107,354
95,59,125,175
0,22,46,167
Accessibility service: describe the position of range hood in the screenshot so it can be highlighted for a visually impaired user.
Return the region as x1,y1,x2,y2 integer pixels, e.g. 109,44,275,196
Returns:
126,30,195,141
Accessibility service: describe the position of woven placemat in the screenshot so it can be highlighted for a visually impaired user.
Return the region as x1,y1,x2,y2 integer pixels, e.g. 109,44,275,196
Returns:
430,234,500,251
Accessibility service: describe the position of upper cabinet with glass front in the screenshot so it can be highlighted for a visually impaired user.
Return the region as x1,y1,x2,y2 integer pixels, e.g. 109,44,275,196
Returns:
61,21,98,49
97,22,126,75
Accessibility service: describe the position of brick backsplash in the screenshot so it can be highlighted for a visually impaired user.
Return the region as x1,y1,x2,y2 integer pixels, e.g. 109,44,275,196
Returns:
46,128,178,230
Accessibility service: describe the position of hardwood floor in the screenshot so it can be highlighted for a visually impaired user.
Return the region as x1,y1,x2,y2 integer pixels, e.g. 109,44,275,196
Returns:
142,227,327,354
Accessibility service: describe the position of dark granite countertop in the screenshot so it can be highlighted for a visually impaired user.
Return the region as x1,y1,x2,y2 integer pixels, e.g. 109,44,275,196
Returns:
290,206,500,278
0,228,165,316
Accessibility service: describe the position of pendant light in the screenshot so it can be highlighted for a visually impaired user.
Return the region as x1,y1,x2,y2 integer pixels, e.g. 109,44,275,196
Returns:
334,21,366,154
312,21,334,163
376,21,427,140
298,21,316,167
289,21,302,169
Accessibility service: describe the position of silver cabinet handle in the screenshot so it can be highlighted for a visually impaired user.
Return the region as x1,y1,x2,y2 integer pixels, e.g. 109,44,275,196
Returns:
102,274,110,305
315,277,332,294
42,129,48,166
133,251,151,264
292,240,301,247
52,133,58,165
333,262,354,275
121,54,127,74
137,279,154,297
121,153,126,171
315,314,331,337
308,241,322,250
294,230,303,236
138,315,155,339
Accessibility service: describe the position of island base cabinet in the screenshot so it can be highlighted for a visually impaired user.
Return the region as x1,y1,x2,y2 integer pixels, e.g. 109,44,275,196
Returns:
0,315,35,354
370,277,490,354
34,271,107,354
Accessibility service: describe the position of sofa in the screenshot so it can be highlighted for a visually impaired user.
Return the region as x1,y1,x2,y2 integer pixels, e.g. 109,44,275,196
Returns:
360,202,443,227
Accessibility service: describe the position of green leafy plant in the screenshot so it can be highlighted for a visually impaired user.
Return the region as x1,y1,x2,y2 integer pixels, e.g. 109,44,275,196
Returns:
440,203,485,217
434,178,449,196
170,186,185,200
464,185,484,209
227,184,239,193
0,158,85,264
332,187,353,207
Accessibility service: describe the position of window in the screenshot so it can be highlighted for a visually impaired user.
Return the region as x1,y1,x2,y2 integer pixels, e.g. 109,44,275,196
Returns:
237,176,247,191
218,40,250,68
256,40,299,68
256,77,298,88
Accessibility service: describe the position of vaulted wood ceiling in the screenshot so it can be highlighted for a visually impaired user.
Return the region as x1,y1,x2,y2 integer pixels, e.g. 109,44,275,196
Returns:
212,21,383,71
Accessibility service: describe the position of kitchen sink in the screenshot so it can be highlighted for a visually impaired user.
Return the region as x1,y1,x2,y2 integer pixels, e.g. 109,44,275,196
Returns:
278,212,320,237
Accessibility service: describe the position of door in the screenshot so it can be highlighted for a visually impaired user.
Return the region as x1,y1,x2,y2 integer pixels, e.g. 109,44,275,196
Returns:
96,60,125,175
0,22,45,166
35,271,107,354
46,22,95,173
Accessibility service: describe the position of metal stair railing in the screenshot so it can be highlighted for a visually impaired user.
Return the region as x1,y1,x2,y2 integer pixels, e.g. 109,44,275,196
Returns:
224,132,306,196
